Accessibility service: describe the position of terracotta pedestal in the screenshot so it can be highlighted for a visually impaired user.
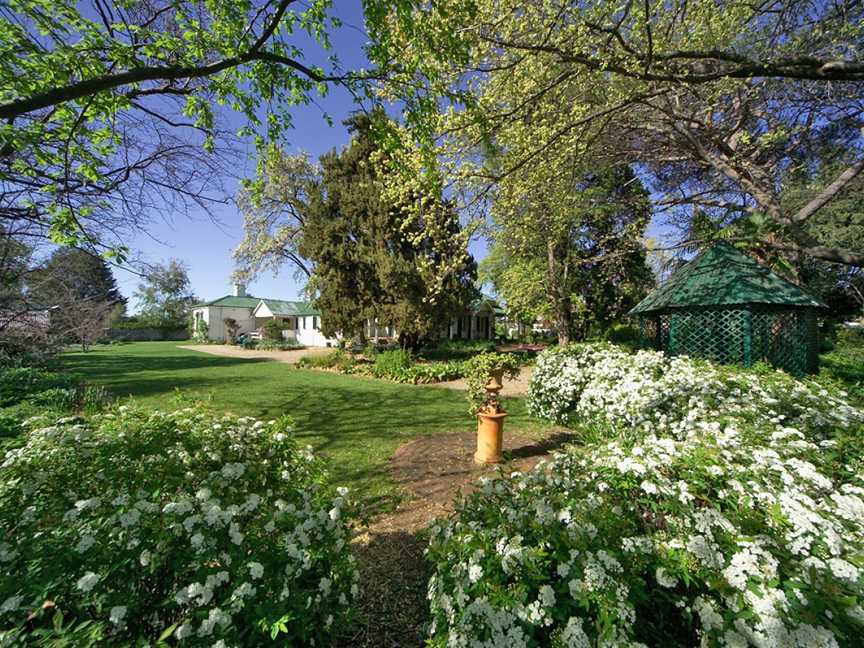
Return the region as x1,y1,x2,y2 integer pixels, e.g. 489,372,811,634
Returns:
475,410,507,464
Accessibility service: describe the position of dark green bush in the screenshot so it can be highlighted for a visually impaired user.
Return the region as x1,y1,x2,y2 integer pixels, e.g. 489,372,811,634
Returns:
297,349,356,371
255,339,305,351
603,323,640,345
419,339,496,361
262,319,285,341
372,349,413,374
0,367,79,407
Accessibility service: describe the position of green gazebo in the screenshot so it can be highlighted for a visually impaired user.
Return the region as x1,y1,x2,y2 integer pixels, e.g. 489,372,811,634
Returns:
629,244,828,376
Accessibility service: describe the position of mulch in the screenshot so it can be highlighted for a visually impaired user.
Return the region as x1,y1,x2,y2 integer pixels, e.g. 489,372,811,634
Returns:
335,429,575,647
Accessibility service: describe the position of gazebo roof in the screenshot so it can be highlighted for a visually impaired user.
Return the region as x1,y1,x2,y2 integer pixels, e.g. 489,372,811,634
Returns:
629,243,827,315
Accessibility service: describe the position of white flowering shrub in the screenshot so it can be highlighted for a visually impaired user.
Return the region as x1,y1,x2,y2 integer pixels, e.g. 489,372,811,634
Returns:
528,344,860,440
428,345,864,647
0,407,357,646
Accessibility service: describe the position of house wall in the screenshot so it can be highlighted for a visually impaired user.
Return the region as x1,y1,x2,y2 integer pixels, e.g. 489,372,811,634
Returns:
295,314,338,347
447,308,495,340
193,306,255,341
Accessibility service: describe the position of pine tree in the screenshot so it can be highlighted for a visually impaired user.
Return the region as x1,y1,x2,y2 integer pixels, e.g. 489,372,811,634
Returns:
299,113,477,347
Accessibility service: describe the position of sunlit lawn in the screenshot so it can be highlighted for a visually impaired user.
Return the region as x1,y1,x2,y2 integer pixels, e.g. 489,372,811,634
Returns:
63,342,555,509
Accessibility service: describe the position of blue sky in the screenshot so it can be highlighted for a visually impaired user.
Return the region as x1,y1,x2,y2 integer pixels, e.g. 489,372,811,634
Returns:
115,2,663,309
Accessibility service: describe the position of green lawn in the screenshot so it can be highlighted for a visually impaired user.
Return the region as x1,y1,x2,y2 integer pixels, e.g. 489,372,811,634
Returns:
62,342,554,509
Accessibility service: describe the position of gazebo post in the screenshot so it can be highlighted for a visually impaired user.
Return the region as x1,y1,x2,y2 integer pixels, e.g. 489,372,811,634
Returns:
743,307,753,367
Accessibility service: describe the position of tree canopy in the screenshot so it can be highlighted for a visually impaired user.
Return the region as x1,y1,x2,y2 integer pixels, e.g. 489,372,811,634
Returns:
239,112,478,346
366,0,864,267
0,0,368,256
134,260,196,328
488,164,653,343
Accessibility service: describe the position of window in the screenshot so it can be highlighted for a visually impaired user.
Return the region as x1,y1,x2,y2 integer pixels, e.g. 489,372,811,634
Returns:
313,316,318,330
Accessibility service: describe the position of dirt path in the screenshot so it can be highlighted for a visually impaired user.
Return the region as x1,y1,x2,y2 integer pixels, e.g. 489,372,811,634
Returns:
429,364,535,396
178,344,332,364
336,430,573,647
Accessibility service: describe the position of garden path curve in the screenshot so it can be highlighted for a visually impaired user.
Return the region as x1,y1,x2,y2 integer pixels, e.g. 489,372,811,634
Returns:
339,430,574,647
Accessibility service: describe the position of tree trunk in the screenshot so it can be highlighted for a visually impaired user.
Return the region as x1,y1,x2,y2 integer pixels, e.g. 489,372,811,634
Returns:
546,238,572,346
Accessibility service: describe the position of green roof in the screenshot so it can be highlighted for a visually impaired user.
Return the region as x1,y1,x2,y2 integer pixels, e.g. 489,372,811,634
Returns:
629,243,827,315
257,299,320,316
195,294,263,308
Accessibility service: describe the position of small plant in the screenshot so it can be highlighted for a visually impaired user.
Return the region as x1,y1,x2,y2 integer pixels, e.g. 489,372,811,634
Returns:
463,352,520,414
262,319,284,341
419,339,496,362
372,349,413,376
191,316,208,342
223,317,241,344
296,349,356,371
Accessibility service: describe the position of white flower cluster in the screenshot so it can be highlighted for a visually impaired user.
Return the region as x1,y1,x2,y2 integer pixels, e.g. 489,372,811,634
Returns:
0,407,357,645
426,345,864,647
527,344,862,437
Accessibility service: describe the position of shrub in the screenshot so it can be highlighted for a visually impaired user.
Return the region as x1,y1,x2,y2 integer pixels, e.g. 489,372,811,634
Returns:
371,360,465,385
464,352,521,414
239,336,257,350
262,319,284,341
429,345,864,647
0,407,357,645
528,344,862,438
255,340,304,352
420,339,496,362
223,318,240,344
603,322,640,346
296,349,356,372
0,367,79,407
372,349,413,376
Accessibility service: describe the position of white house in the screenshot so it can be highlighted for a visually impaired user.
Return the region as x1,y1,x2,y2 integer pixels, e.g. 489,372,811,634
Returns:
191,285,259,341
192,284,502,345
252,299,338,347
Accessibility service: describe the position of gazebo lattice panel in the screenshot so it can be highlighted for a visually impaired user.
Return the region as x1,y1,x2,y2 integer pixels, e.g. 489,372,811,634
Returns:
638,306,819,376
630,244,826,377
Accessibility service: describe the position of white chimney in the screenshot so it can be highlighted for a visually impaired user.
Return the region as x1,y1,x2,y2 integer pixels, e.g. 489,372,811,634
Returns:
233,283,247,297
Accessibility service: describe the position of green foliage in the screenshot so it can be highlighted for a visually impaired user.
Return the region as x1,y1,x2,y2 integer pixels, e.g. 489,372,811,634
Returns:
262,319,285,341
604,323,640,346
0,367,79,407
372,349,413,374
29,248,126,313
369,350,465,384
0,407,357,645
463,352,521,414
296,350,357,372
419,339,497,362
191,316,209,342
135,260,197,328
297,112,477,346
817,328,864,408
489,165,654,343
365,0,864,269
254,339,305,352
1,0,350,251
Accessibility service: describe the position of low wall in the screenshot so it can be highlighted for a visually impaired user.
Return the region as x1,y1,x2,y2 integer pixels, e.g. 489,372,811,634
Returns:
106,327,189,342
